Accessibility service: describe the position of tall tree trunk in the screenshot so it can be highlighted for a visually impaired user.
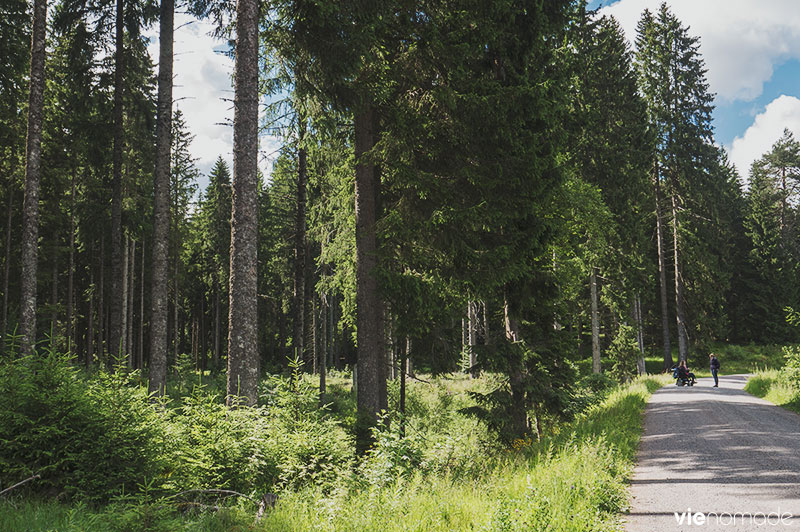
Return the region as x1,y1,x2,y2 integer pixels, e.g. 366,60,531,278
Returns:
468,300,478,377
399,336,407,437
109,0,125,358
67,172,75,354
292,114,306,366
671,194,689,362
19,0,47,355
138,238,145,370
354,106,387,420
226,0,260,406
148,0,173,394
87,264,94,367
98,236,105,360
504,289,528,438
1,188,13,349
213,276,220,369
126,238,135,366
49,258,57,342
319,294,327,406
173,245,179,360
590,267,601,374
120,233,129,360
634,293,646,376
653,163,672,370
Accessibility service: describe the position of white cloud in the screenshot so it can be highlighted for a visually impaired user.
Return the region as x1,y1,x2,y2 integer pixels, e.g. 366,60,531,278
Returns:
145,13,279,192
600,1,800,103
728,95,800,178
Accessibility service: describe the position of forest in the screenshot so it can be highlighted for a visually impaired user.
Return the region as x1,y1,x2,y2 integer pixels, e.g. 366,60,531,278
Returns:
2,0,800,530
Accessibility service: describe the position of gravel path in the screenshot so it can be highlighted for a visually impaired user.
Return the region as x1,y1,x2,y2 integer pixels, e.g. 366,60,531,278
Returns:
625,374,800,531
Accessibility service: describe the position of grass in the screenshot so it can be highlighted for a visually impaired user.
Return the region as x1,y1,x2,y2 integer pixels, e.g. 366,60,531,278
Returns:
642,343,788,377
0,374,669,532
744,369,800,414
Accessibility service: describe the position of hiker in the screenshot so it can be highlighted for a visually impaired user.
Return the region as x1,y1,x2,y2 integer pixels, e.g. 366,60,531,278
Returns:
710,353,720,387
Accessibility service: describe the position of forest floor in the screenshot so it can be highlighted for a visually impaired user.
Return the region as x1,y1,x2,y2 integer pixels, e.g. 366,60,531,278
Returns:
625,374,800,531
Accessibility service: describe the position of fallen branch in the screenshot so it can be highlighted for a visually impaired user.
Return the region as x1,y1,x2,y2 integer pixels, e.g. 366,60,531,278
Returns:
0,474,40,498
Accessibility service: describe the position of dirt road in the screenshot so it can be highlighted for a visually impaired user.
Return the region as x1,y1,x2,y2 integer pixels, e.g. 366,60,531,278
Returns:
625,375,800,531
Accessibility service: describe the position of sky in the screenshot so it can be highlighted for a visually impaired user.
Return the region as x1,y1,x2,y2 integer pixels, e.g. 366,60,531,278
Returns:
145,13,281,195
148,3,800,193
591,0,800,183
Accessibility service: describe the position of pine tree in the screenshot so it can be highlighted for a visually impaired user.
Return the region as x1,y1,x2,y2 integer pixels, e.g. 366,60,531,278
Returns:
227,0,260,406
148,0,175,396
19,0,48,355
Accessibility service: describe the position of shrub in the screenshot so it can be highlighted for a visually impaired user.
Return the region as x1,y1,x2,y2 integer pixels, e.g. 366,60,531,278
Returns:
0,354,169,503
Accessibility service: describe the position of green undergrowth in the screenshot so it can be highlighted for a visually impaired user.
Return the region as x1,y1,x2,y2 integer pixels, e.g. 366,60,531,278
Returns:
0,351,668,532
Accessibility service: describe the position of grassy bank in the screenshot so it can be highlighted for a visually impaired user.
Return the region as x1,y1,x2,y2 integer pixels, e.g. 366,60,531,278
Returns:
0,373,668,532
744,370,800,414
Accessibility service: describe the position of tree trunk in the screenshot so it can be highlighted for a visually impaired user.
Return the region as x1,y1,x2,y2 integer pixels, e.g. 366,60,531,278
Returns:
213,277,220,370
590,267,601,374
138,238,145,370
67,172,75,354
654,163,672,370
226,0,260,406
19,0,47,356
319,293,327,406
399,336,407,437
292,114,307,366
634,293,646,376
109,0,125,359
87,264,94,368
49,258,57,343
120,233,129,360
148,0,173,394
504,289,528,438
672,194,689,362
126,238,135,366
1,188,13,349
354,106,387,420
98,236,105,360
468,300,478,377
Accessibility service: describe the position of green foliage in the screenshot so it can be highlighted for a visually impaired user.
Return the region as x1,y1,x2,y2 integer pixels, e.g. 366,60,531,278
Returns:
0,354,168,504
608,323,641,383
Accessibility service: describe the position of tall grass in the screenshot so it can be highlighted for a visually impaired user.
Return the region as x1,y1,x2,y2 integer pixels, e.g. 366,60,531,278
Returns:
744,369,800,414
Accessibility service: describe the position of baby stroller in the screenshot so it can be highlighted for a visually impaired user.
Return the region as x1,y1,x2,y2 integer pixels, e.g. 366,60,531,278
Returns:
672,365,696,386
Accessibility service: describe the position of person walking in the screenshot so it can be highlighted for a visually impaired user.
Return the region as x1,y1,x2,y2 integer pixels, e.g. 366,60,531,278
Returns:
709,353,720,387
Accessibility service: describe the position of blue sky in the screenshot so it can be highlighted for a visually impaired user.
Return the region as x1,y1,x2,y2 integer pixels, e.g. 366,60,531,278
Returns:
149,2,800,193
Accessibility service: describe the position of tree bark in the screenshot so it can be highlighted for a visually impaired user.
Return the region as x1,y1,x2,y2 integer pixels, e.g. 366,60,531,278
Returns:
226,0,260,406
292,114,306,366
49,257,57,343
671,194,689,362
109,0,126,358
19,0,47,355
319,293,327,406
634,293,646,376
504,289,528,438
653,163,672,369
120,233,129,360
1,188,13,349
126,238,135,366
98,236,105,360
148,0,173,394
67,172,75,354
354,106,387,419
468,300,478,377
138,238,145,370
590,267,601,374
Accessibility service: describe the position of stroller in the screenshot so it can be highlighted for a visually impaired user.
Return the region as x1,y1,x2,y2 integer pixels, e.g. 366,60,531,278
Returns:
672,365,696,386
